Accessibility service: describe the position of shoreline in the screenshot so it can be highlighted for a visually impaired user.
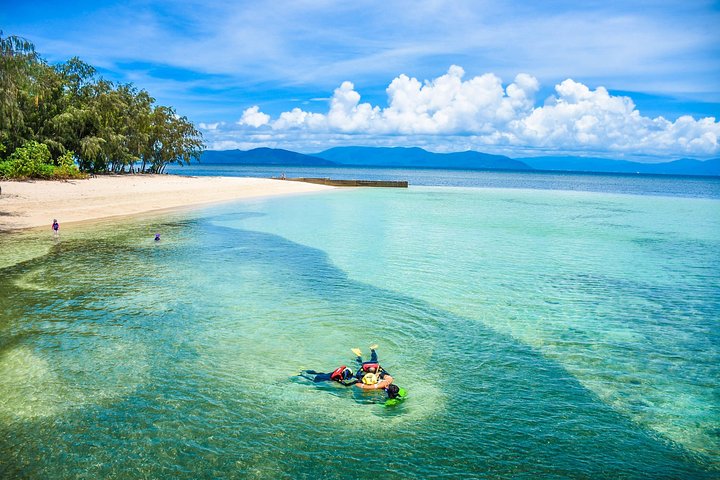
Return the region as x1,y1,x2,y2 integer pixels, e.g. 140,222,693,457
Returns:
0,175,334,232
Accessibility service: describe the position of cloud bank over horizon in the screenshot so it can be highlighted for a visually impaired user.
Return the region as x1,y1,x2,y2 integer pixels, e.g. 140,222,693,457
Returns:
205,66,719,159
4,0,718,160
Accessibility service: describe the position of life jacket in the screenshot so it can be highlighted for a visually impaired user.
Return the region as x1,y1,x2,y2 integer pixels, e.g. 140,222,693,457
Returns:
330,365,349,381
360,362,380,372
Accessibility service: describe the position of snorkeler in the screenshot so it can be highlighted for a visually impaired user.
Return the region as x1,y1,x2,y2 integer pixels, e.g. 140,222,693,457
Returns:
352,344,397,391
383,384,407,406
354,370,394,390
351,344,389,379
300,366,358,386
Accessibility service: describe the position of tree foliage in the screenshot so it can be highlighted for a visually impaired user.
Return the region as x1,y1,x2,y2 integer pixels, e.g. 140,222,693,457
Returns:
0,32,204,179
0,140,84,179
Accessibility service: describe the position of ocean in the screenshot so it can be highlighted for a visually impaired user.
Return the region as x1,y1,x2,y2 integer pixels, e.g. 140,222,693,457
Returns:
1,166,718,478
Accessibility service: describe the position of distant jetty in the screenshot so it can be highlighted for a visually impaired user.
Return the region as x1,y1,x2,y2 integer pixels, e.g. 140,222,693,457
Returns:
277,177,408,188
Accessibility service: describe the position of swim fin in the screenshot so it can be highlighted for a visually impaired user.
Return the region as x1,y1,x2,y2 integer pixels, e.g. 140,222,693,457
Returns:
351,348,362,357
369,344,378,350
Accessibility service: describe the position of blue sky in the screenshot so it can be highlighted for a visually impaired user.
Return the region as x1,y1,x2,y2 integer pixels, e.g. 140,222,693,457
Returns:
2,0,719,159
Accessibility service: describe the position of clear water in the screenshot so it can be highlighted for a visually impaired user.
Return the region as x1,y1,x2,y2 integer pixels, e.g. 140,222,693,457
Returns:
168,163,720,199
1,170,719,478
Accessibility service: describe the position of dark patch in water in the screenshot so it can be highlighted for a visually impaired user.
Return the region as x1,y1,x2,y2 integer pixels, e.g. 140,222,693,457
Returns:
0,217,716,478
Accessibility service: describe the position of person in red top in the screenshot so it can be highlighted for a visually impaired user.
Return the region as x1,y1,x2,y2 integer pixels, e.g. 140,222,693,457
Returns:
352,344,388,377
351,344,394,390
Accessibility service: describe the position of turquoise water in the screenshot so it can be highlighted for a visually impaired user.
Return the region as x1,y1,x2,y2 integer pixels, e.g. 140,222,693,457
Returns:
1,174,719,478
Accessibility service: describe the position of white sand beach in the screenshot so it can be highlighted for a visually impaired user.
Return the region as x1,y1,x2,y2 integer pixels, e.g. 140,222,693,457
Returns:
0,175,332,231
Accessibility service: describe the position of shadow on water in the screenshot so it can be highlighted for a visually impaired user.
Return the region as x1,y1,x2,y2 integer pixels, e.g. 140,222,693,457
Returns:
0,214,716,479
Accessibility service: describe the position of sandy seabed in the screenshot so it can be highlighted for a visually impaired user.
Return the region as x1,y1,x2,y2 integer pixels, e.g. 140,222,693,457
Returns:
0,175,333,231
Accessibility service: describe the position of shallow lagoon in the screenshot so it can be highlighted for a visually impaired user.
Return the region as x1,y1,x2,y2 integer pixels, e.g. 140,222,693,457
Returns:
1,175,718,478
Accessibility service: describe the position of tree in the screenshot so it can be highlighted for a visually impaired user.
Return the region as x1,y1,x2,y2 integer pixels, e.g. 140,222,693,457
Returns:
145,106,203,174
0,31,39,153
0,32,204,177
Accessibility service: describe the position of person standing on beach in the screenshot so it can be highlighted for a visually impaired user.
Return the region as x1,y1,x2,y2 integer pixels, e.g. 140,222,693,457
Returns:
52,219,59,237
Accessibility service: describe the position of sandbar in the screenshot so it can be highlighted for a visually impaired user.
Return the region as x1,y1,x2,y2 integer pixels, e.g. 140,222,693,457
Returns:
0,175,333,231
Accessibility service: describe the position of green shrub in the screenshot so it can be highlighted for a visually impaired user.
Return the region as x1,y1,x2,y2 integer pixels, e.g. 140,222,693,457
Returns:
0,142,86,179
3,141,52,179
53,151,86,179
0,160,10,178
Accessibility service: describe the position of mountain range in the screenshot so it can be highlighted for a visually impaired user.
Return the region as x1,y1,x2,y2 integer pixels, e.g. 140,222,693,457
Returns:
316,146,529,170
519,156,720,176
201,148,336,166
200,147,720,177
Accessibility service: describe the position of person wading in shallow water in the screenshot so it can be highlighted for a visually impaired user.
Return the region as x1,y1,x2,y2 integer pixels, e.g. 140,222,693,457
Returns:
52,219,59,237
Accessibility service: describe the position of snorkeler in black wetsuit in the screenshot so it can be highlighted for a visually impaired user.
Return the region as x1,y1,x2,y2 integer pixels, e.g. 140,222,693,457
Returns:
300,366,358,386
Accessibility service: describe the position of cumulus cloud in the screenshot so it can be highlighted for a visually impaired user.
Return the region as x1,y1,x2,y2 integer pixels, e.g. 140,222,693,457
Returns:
225,66,719,157
238,106,270,127
274,108,326,130
510,80,720,154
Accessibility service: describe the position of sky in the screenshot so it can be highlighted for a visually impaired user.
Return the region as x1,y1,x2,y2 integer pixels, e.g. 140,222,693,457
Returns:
2,0,720,160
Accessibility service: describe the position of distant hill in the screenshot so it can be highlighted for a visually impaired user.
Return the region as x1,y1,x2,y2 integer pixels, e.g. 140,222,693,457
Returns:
521,156,720,176
315,146,530,170
201,148,336,166
199,147,720,177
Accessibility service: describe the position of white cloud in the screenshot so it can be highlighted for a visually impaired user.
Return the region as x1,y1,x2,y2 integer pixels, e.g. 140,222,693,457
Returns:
238,106,270,127
199,122,222,130
224,67,718,157
201,66,720,158
273,108,326,130
17,1,719,100
512,79,719,154
252,66,541,135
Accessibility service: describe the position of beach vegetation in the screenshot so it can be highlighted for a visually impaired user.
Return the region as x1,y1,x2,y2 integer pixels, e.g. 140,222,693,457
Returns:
0,31,204,179
0,140,85,180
